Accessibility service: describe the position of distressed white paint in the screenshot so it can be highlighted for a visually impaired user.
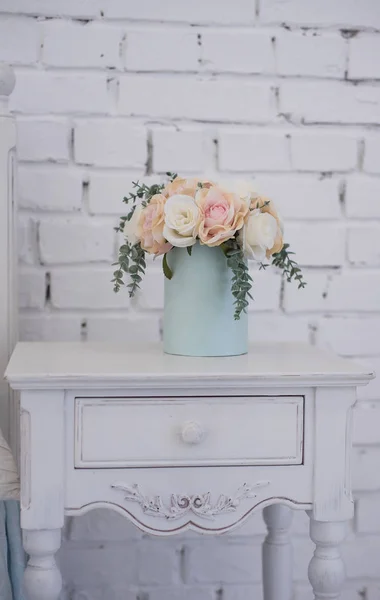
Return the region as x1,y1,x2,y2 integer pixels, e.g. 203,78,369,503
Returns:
75,396,304,467
308,517,347,599
0,63,17,451
5,341,373,599
262,504,293,600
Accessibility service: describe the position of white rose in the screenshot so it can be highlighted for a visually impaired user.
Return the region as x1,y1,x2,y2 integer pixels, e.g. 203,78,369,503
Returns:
123,205,142,245
163,194,199,248
222,180,259,205
240,209,278,261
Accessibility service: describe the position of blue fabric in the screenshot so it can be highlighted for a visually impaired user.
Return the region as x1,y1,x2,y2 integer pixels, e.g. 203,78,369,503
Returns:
0,501,25,600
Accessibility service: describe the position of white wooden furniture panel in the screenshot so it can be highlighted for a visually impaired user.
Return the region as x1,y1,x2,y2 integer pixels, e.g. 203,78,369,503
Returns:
75,395,304,467
0,64,17,453
5,341,374,600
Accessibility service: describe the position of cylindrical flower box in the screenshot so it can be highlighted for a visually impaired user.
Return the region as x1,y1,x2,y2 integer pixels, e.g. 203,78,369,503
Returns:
163,243,248,357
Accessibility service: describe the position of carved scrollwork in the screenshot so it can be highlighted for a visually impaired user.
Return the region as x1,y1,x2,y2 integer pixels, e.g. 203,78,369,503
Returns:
111,480,270,520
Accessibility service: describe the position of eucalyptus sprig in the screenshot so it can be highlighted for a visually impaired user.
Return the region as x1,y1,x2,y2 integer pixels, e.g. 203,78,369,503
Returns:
222,239,253,320
115,179,165,233
272,243,306,289
112,242,146,295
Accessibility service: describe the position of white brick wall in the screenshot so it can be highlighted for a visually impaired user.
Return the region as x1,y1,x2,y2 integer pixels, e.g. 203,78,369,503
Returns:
2,0,380,598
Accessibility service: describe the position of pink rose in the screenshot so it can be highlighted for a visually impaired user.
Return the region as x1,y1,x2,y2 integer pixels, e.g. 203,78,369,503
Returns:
196,187,249,247
137,194,172,255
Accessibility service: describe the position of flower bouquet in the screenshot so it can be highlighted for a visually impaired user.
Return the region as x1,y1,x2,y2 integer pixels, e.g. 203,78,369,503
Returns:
113,174,305,357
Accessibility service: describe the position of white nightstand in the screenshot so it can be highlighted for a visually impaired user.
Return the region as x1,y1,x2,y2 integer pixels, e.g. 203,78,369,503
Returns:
5,342,374,600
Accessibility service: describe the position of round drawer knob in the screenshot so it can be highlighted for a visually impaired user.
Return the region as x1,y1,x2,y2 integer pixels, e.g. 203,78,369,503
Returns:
181,421,204,445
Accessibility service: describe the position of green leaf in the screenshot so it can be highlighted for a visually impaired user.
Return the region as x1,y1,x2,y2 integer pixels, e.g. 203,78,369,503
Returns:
186,246,192,256
162,252,173,280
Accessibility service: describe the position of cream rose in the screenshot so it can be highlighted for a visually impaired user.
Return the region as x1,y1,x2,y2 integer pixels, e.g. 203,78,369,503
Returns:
240,209,278,261
251,196,284,256
163,194,200,247
196,186,248,247
123,205,143,246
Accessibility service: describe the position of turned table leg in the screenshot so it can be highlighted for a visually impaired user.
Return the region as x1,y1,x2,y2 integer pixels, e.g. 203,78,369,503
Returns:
23,529,62,600
262,504,293,600
308,515,346,599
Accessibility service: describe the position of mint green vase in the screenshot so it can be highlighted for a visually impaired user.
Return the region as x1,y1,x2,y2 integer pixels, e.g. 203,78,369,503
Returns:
163,243,248,357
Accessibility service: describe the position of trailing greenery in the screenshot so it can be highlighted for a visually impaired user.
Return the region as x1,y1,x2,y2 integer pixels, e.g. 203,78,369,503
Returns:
112,242,147,296
114,180,164,234
113,173,178,295
272,243,306,289
222,239,253,321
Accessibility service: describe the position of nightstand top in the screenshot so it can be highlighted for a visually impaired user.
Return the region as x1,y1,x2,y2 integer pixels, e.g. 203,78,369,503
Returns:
5,341,374,390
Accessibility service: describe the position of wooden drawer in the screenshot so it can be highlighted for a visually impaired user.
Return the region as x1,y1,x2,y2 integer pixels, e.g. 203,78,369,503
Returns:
74,396,304,468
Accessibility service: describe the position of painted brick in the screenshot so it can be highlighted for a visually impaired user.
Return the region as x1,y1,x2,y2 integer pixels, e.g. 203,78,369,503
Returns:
18,166,83,212
18,216,37,265
284,271,380,313
17,119,70,163
317,317,380,356
19,268,46,310
290,132,357,172
126,29,198,72
222,585,264,600
367,586,380,600
19,314,82,342
185,541,262,583
10,71,110,115
148,588,215,600
248,270,282,311
88,172,160,215
363,134,380,175
0,16,39,64
285,223,345,267
0,0,101,17
42,20,122,68
353,402,380,445
249,315,310,343
18,267,45,310
219,130,290,171
118,76,276,123
201,30,274,74
342,536,380,578
68,510,142,541
50,268,129,310
137,269,164,310
152,127,205,173
104,0,256,24
70,587,138,600
353,447,380,491
346,176,380,219
58,543,138,588
260,0,380,28
39,218,115,265
349,35,380,80
348,226,380,266
251,175,342,220
356,357,380,401
293,584,365,600
138,542,181,585
280,81,380,125
74,120,146,168
86,315,161,343
276,31,346,79
287,537,315,582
